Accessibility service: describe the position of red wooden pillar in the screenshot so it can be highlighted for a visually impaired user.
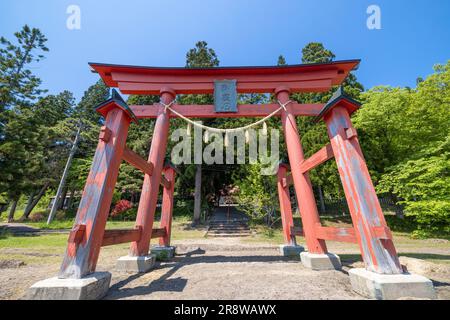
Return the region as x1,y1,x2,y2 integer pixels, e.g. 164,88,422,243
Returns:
276,87,327,254
59,102,133,279
159,166,176,247
277,164,296,245
130,88,174,256
324,106,402,274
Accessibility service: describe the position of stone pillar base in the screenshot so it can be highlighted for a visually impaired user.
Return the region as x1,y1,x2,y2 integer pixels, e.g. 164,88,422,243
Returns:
26,272,111,300
116,255,155,273
151,246,176,261
300,252,342,270
349,268,436,300
279,245,304,257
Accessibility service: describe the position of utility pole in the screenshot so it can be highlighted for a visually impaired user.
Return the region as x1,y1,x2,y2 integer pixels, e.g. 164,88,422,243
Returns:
47,124,82,224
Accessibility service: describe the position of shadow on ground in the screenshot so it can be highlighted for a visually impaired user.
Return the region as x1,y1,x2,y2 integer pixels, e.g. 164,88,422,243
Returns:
106,248,301,299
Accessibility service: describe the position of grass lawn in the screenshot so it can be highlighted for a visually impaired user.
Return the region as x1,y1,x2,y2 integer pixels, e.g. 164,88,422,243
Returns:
0,215,206,249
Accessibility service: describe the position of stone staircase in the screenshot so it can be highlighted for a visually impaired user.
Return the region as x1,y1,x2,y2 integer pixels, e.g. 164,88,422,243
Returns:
207,219,251,238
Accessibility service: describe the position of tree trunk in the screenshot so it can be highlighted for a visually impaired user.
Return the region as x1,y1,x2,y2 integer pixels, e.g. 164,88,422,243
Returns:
318,185,326,213
47,125,81,224
20,182,50,220
58,187,68,210
66,188,75,210
0,203,8,214
7,200,18,223
19,191,37,221
193,164,202,224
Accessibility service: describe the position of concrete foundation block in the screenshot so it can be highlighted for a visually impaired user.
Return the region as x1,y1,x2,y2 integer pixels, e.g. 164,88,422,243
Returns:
349,268,436,300
26,272,111,300
300,252,342,270
151,246,176,261
279,245,304,257
116,255,156,273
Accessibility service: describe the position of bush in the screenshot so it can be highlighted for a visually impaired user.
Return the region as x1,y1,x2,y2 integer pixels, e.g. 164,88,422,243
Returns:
55,210,66,221
377,137,450,236
110,200,133,217
30,212,46,222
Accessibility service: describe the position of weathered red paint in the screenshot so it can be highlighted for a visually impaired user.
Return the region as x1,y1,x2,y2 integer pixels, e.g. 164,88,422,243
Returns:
277,164,296,245
90,60,360,94
299,144,334,174
324,105,402,274
277,87,328,254
59,106,132,279
160,175,171,189
159,166,176,247
152,228,167,239
101,227,142,247
315,224,357,243
129,88,174,257
99,126,112,142
122,146,154,176
58,59,405,281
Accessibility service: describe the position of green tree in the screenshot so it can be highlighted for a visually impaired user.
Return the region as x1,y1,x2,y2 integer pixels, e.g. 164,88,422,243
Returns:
293,42,364,204
277,55,287,66
0,25,48,114
356,61,450,234
179,41,220,224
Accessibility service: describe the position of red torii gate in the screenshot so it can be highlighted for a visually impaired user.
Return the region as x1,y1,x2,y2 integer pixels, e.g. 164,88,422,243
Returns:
28,60,435,300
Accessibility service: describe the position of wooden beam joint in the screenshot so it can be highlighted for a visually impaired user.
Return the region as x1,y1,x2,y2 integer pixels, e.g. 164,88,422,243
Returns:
373,226,393,240
101,226,142,247
151,228,167,239
122,147,154,176
314,224,357,243
290,226,304,237
160,176,171,189
99,126,112,142
345,127,358,140
299,144,334,173
68,224,86,245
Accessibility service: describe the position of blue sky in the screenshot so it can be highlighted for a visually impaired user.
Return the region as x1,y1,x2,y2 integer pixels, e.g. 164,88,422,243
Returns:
1,0,449,101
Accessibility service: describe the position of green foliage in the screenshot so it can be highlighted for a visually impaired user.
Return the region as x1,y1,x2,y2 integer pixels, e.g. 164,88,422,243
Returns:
233,163,278,223
357,61,450,235
186,41,220,68
291,42,363,198
301,42,335,64
0,25,49,113
377,138,450,235
277,55,286,66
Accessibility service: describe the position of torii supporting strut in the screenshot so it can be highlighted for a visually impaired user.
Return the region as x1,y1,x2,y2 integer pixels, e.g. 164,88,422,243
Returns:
28,60,435,300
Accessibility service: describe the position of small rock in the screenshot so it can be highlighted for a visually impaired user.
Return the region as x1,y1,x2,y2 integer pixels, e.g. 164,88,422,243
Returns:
0,259,26,269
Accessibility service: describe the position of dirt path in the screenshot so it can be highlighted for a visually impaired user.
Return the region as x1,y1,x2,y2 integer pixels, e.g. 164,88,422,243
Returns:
0,238,449,300
105,246,360,300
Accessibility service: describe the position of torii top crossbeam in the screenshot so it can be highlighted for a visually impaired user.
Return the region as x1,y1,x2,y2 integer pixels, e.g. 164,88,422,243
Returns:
89,60,360,95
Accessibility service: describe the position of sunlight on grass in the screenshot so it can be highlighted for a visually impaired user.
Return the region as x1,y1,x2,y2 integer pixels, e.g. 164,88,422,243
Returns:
0,234,68,250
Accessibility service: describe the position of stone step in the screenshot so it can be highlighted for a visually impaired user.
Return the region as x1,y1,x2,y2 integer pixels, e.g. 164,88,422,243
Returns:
209,222,249,226
209,230,251,235
209,226,250,230
209,223,248,227
208,229,252,234
207,233,251,238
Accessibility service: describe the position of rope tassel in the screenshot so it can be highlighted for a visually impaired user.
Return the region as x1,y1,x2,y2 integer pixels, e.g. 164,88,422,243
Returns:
224,132,229,147
158,99,292,136
262,122,268,136
186,123,192,136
